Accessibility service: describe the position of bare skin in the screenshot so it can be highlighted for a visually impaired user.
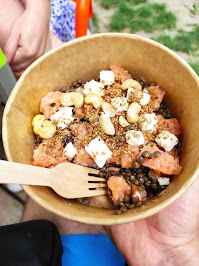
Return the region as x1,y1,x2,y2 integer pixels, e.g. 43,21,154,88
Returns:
0,0,24,49
0,0,62,78
105,176,199,266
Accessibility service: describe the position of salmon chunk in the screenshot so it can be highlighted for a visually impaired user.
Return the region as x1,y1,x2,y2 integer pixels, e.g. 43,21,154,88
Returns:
73,148,94,167
139,143,182,175
70,122,91,142
40,91,62,119
121,145,140,169
33,139,66,168
110,65,132,84
108,176,131,205
148,85,165,111
107,144,139,169
157,115,181,136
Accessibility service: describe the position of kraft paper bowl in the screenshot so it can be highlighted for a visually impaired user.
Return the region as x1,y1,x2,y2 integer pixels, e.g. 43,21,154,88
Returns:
3,33,199,225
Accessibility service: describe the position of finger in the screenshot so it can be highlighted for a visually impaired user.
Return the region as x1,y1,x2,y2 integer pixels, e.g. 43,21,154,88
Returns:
13,70,24,79
10,48,31,66
11,58,34,72
3,31,20,63
11,45,44,66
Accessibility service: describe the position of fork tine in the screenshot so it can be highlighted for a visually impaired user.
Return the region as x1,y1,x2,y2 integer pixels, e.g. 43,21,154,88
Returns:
87,183,107,188
80,189,107,197
87,168,100,175
87,177,106,182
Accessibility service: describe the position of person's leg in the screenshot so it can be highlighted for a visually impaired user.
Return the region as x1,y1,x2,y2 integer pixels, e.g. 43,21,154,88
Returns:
22,197,106,235
21,198,127,266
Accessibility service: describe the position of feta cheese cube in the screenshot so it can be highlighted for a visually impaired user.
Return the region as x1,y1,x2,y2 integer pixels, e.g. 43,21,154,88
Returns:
155,130,178,152
125,130,145,146
50,107,74,129
139,113,157,132
85,137,112,168
134,191,142,201
126,87,137,102
140,89,150,106
111,97,128,114
100,70,115,85
83,80,104,95
158,177,170,186
64,142,76,160
127,88,150,106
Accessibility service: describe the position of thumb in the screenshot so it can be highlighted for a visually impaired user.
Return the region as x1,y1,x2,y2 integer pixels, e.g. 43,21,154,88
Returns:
3,30,20,63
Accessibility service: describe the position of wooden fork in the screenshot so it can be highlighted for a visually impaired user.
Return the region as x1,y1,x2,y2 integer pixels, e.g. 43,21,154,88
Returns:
0,160,107,198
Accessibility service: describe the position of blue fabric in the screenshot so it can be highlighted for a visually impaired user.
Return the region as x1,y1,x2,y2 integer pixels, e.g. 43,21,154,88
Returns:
61,234,126,266
50,0,76,42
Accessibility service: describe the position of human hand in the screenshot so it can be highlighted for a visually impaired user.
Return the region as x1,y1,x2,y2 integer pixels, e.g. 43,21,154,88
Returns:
105,177,199,266
3,0,51,78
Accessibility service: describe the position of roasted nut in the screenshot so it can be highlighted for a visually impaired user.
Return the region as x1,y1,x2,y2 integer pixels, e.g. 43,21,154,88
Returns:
121,79,142,91
119,116,130,127
99,112,115,135
38,120,56,139
60,92,83,108
102,102,116,117
32,114,45,135
84,93,103,109
126,102,141,123
32,114,56,139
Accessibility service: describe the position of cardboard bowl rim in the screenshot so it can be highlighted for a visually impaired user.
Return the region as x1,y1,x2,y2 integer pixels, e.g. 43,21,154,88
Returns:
6,33,199,102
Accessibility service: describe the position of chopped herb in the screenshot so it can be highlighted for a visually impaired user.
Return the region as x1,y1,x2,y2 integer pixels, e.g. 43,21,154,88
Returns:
150,144,154,147
50,103,56,107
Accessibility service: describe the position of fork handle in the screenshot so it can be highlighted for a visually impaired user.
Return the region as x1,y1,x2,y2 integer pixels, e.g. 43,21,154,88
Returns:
0,159,50,186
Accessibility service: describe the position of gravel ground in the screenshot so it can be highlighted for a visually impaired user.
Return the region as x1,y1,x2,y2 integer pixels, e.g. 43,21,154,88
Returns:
92,0,199,63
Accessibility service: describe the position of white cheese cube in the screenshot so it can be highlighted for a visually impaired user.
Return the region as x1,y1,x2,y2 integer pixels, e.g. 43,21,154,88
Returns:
111,97,129,114
126,87,137,102
139,113,157,132
127,88,150,106
140,89,150,106
64,142,76,160
100,70,115,85
83,80,104,95
155,131,178,152
85,137,112,168
125,130,145,146
158,177,170,186
50,107,74,129
134,191,142,201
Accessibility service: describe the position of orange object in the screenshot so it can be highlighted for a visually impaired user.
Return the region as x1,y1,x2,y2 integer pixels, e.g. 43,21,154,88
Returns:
71,0,93,38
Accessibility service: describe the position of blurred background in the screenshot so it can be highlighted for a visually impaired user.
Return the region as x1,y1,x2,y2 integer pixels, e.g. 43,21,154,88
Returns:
0,0,198,226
